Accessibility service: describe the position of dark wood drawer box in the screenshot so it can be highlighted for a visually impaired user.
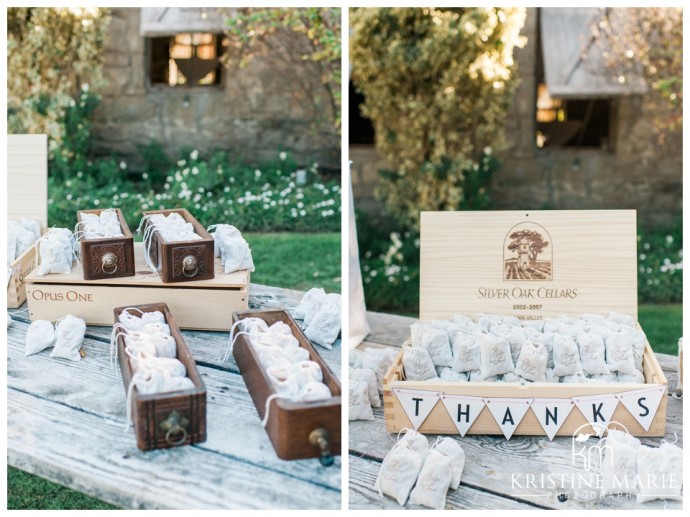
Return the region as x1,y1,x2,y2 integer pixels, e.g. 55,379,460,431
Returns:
232,309,342,465
114,302,207,451
142,208,215,283
78,208,135,280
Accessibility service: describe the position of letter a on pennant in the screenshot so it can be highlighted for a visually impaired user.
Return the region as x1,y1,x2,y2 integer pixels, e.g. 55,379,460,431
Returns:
572,394,618,428
439,394,486,436
393,389,440,430
531,399,576,440
484,398,534,439
616,386,666,432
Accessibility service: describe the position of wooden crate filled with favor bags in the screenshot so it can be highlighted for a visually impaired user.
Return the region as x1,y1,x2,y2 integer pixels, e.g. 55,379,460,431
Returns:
383,210,668,439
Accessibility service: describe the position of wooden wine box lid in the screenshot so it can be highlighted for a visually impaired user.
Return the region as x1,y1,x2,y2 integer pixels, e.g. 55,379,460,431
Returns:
7,134,49,229
420,210,637,321
7,134,48,308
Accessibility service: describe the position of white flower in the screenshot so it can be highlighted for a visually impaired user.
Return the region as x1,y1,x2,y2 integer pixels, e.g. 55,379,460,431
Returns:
190,149,199,160
93,199,100,205
81,83,90,92
255,169,262,178
666,235,674,244
142,173,149,179
279,152,287,161
119,161,127,170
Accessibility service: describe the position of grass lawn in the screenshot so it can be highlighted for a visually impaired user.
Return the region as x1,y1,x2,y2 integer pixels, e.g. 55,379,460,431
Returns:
638,304,683,355
7,231,340,510
245,232,341,293
7,467,117,510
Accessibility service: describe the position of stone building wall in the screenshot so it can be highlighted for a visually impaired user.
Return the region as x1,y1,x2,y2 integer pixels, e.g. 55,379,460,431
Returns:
92,8,340,170
351,8,682,227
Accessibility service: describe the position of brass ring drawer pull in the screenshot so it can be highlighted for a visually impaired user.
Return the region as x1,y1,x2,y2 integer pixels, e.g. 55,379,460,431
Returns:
165,425,188,446
160,410,189,446
182,255,199,278
101,252,118,274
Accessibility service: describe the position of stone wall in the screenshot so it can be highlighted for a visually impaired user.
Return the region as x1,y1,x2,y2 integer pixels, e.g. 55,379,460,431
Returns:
92,8,340,170
351,8,682,227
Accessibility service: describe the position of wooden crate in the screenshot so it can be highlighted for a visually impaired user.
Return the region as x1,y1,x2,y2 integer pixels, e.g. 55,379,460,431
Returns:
232,309,342,464
142,208,215,283
25,243,249,331
7,134,48,308
78,208,135,280
383,210,668,438
114,302,206,450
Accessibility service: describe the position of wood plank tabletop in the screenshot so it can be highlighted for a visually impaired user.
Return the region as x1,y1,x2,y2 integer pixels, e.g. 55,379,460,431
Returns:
350,312,683,510
7,283,341,510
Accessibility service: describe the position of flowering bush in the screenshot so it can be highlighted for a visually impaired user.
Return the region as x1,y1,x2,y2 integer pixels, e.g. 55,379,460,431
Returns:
637,221,682,304
48,148,340,233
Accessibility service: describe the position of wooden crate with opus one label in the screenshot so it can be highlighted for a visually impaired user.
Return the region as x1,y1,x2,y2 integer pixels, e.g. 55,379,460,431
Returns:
383,210,668,439
232,309,342,465
142,208,215,283
24,243,249,331
78,208,135,280
114,302,206,450
7,134,48,308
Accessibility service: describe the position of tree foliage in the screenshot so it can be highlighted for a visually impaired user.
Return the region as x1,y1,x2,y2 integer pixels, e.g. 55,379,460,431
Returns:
350,7,526,226
224,8,341,139
7,8,110,153
593,8,682,143
508,230,549,264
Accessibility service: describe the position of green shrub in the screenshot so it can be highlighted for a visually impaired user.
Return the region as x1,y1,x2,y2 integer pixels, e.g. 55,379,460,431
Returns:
637,218,682,304
351,7,525,227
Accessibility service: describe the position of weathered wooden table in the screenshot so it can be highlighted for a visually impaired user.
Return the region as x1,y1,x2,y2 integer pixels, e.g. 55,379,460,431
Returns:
349,311,683,510
7,284,341,510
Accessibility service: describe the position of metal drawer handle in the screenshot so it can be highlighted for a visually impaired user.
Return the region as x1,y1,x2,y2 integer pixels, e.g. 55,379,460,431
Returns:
165,426,188,446
101,253,118,274
182,255,199,277
309,428,334,466
160,410,189,446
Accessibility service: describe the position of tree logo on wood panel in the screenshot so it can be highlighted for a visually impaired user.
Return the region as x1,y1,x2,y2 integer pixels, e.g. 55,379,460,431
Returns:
504,222,552,280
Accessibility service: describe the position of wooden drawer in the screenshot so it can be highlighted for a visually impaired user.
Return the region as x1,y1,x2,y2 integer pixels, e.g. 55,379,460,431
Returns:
114,302,207,451
232,309,342,464
78,208,135,280
142,208,214,283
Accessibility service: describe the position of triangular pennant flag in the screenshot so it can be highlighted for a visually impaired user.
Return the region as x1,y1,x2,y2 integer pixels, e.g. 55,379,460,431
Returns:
531,398,576,440
393,389,441,430
439,394,486,436
616,386,666,432
573,394,619,429
484,398,534,440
